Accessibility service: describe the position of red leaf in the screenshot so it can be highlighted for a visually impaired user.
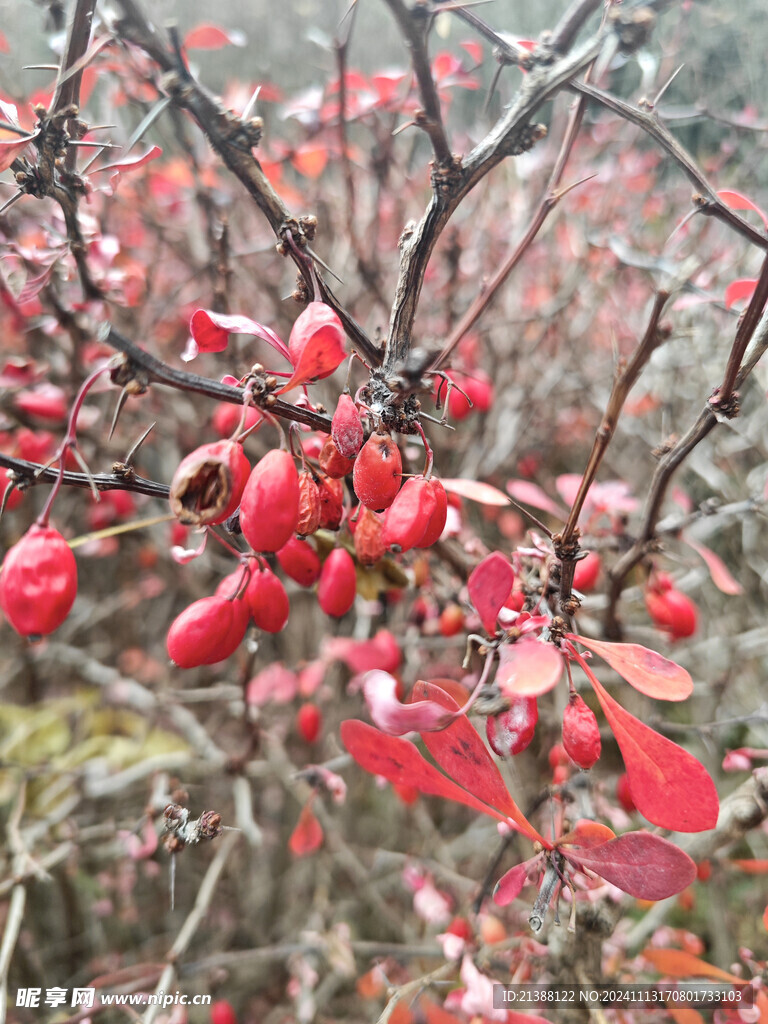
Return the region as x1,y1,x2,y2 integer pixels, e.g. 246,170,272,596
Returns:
0,128,39,173
96,145,163,190
725,277,757,309
684,537,743,595
188,309,290,361
364,671,457,734
184,23,246,49
460,40,483,64
568,635,693,701
412,682,546,844
557,820,615,848
496,639,563,698
642,948,743,984
468,552,515,634
565,832,696,900
440,478,509,506
341,719,513,824
288,800,323,856
276,302,347,395
717,189,768,230
506,479,565,518
493,858,539,906
577,657,718,832
291,142,329,179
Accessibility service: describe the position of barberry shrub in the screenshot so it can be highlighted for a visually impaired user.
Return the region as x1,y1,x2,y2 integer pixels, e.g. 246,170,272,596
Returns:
1,0,768,1021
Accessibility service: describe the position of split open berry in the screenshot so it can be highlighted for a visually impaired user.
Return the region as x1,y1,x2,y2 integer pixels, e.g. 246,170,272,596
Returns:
296,703,322,743
0,524,77,638
352,431,402,511
562,693,601,769
382,477,437,553
331,392,364,459
486,697,539,756
317,547,356,617
353,507,385,566
166,595,248,667
277,536,322,587
169,440,250,527
246,565,290,632
239,449,299,552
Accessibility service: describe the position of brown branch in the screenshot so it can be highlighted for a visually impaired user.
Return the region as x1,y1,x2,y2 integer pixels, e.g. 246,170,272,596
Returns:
104,326,333,433
711,250,768,410
383,0,453,167
383,26,607,371
570,80,768,251
51,0,97,116
550,0,603,53
556,291,671,605
0,453,170,500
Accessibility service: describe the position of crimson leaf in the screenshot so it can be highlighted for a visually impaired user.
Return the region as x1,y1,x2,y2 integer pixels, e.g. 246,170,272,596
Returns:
565,832,696,900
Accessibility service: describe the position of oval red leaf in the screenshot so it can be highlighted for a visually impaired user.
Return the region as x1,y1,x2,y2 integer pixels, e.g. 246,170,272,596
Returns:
411,681,546,844
725,277,758,310
717,189,768,229
289,800,323,857
276,302,347,394
496,639,563,698
506,479,565,518
441,478,510,506
493,858,538,907
684,537,743,595
557,820,616,849
468,552,515,635
579,660,718,832
568,634,693,701
340,719,511,824
189,309,291,360
565,832,696,900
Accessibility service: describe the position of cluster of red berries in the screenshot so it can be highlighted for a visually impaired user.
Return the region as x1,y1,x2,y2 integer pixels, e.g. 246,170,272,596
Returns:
163,391,449,668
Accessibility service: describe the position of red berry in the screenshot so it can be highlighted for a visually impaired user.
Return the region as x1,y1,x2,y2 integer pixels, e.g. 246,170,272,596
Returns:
331,393,364,459
645,584,698,639
297,470,321,536
486,697,538,756
296,703,322,743
166,595,248,667
562,694,601,769
210,1000,237,1024
416,479,448,548
169,440,250,527
353,507,385,566
616,773,636,813
573,550,601,592
317,547,356,617
439,603,464,637
239,449,299,552
352,432,402,510
211,402,261,439
214,571,251,634
548,742,569,769
277,536,322,587
0,524,77,638
319,436,356,478
14,383,68,423
246,566,290,633
382,477,437,553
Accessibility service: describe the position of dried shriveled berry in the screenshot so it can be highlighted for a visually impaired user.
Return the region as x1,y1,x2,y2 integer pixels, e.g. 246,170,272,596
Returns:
352,431,402,511
317,547,356,617
0,524,77,638
318,436,355,479
169,440,251,527
239,449,299,552
166,595,248,667
331,393,364,459
486,697,539,757
317,474,344,530
246,565,290,633
277,536,322,587
382,477,437,553
562,693,601,769
354,507,385,566
297,470,321,536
